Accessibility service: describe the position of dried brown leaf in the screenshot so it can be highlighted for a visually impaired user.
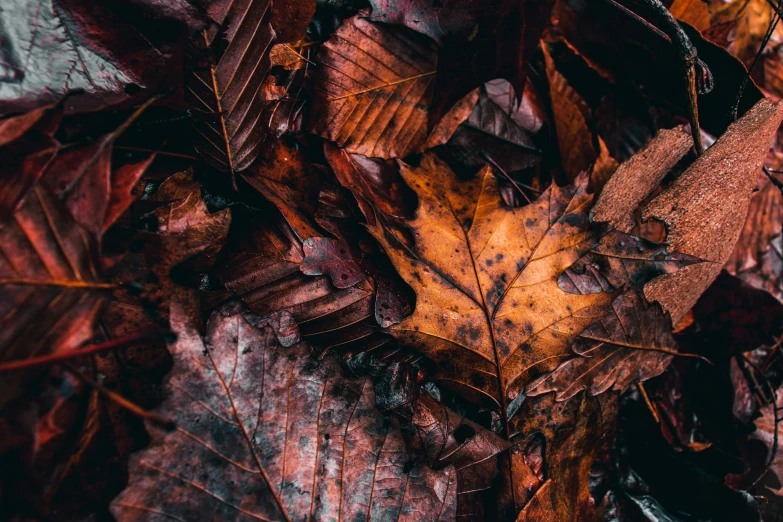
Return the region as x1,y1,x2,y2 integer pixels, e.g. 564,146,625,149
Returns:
543,45,597,181
310,14,437,159
188,0,314,173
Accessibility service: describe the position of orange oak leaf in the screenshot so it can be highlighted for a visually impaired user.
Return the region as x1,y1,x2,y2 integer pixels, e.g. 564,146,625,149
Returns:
367,153,693,420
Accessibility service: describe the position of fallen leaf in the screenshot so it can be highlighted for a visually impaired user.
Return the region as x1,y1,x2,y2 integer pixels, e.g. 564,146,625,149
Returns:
710,0,783,66
106,169,231,337
643,99,783,323
0,102,62,219
437,83,541,175
367,153,690,412
310,13,437,159
429,0,556,131
187,0,314,173
111,300,459,521
543,44,597,182
514,393,603,522
678,271,783,354
42,98,157,237
324,143,415,223
216,213,384,352
367,0,479,43
726,171,783,281
241,138,323,240
670,0,711,32
0,0,204,115
527,291,677,401
0,185,110,408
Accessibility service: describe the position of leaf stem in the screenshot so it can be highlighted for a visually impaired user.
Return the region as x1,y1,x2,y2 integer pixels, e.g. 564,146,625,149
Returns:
62,361,175,431
0,329,170,374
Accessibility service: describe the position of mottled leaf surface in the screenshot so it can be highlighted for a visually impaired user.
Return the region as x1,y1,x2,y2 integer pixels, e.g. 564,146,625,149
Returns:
369,153,685,412
527,291,677,401
111,301,459,521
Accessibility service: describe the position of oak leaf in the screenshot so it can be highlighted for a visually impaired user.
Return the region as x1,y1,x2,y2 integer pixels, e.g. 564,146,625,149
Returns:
111,300,460,522
368,153,693,416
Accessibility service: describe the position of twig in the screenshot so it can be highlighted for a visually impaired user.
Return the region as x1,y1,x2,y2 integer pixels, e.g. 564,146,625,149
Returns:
0,330,171,374
637,381,660,423
480,151,540,204
732,0,781,121
115,146,198,160
62,361,175,431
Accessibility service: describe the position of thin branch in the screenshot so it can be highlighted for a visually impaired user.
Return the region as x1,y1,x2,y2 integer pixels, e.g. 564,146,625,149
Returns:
0,329,171,373
62,361,175,431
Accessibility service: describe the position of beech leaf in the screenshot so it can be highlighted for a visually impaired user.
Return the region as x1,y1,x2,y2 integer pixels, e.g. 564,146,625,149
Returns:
310,13,437,159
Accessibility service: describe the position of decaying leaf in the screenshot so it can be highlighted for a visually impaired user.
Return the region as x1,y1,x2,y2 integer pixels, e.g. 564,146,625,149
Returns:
188,0,314,173
0,0,205,115
643,99,783,323
368,153,691,414
310,13,437,159
543,44,597,181
0,185,110,410
112,300,459,521
0,185,110,363
216,213,383,352
527,291,677,401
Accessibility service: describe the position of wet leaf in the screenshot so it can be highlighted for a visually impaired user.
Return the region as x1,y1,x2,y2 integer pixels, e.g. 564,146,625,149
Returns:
111,300,459,521
367,152,690,411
